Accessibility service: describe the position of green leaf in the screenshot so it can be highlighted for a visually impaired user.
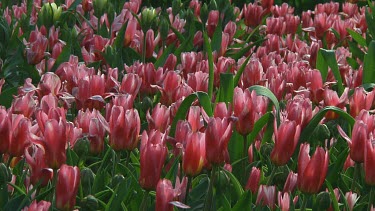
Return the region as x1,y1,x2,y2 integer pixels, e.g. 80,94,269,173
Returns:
348,41,364,61
365,9,375,39
114,22,127,50
248,85,280,126
233,55,250,87
229,38,265,60
299,106,355,143
316,49,344,96
231,191,252,211
221,168,244,200
169,92,213,137
325,180,339,211
50,41,72,72
217,73,234,103
326,146,349,186
67,0,83,10
164,155,180,183
211,20,222,53
0,87,17,108
248,112,271,144
347,29,366,47
105,180,129,211
154,43,176,68
203,31,214,100
363,40,375,84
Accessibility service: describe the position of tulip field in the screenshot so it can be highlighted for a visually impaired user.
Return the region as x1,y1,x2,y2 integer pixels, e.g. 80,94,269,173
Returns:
2,0,375,210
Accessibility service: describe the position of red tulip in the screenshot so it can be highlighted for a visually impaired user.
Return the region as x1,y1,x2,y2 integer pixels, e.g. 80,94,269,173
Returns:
207,10,219,37
205,117,233,165
297,143,329,194
26,28,48,65
278,192,290,211
9,114,31,157
243,3,263,27
120,73,142,98
124,18,138,47
156,179,176,211
0,107,10,154
109,106,140,151
283,171,298,193
21,200,51,211
55,164,80,211
183,132,206,176
345,191,359,211
187,71,209,93
146,103,171,133
365,140,375,185
349,87,375,118
270,120,301,166
11,92,37,118
139,130,167,190
323,88,348,120
338,120,368,163
286,95,313,129
37,72,62,96
245,167,261,194
256,185,276,210
24,144,53,187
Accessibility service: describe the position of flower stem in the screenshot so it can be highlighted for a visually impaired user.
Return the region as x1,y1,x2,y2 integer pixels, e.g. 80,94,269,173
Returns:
266,166,277,186
351,162,360,192
140,191,149,211
185,176,192,205
243,134,248,184
204,166,217,211
301,194,309,211
368,186,374,211
51,168,58,209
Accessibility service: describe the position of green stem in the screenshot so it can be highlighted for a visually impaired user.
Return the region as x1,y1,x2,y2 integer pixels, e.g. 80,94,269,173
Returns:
243,134,248,184
125,151,131,168
266,166,277,186
51,168,58,210
368,186,374,211
140,191,149,211
142,30,147,63
204,166,217,211
301,194,309,211
351,162,360,192
6,156,13,168
185,176,192,205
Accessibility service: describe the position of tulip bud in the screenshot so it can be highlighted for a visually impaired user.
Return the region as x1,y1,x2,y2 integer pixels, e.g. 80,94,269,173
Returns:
73,137,90,157
80,195,98,211
0,163,11,185
141,8,156,30
110,174,125,188
50,3,62,23
56,165,80,211
80,168,94,195
39,3,62,28
315,191,331,210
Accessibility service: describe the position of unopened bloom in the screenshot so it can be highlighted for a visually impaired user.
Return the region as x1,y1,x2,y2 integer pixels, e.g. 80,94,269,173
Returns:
156,179,176,211
245,167,261,194
283,171,298,193
270,120,301,166
256,185,276,210
21,200,51,211
55,165,80,211
183,132,206,176
278,192,290,211
338,120,368,163
139,130,167,190
297,143,329,194
345,191,359,211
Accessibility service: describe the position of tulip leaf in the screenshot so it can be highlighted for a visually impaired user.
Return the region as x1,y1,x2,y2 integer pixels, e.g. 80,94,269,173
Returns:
113,21,127,50
248,112,272,145
0,87,17,108
346,28,366,47
67,0,82,10
316,49,344,96
217,73,234,104
105,180,129,211
169,92,212,137
231,190,252,211
248,85,280,126
203,31,215,100
154,43,176,68
233,55,250,87
221,167,244,200
3,194,28,211
164,155,180,183
229,38,265,60
326,145,348,185
299,106,355,143
0,184,8,208
211,20,222,53
363,40,375,84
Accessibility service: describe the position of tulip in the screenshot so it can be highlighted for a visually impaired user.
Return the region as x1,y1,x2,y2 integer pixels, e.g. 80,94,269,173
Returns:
187,71,209,93
349,87,375,118
206,10,219,37
205,117,233,165
0,107,10,154
278,192,290,211
120,73,141,98
338,120,368,163
270,120,301,166
139,130,167,190
35,119,67,169
109,106,140,151
345,191,359,211
9,115,31,157
11,92,36,118
283,171,298,193
37,72,62,96
183,132,206,176
256,185,276,210
146,103,171,133
245,167,261,194
26,28,48,65
156,179,175,211
365,140,375,185
243,3,263,27
323,88,348,120
24,144,53,187
286,95,313,129
297,143,329,194
55,165,80,211
21,200,51,211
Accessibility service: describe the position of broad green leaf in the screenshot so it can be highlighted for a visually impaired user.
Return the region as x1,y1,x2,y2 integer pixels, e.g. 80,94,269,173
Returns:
203,31,214,100
347,29,366,47
114,22,128,50
366,9,375,39
230,38,265,60
233,55,250,87
363,40,375,84
348,41,364,61
0,87,17,108
217,73,234,103
67,0,82,10
326,180,339,211
169,92,212,137
326,146,349,186
211,20,222,53
105,180,129,211
248,85,280,125
299,106,355,143
316,49,344,96
221,168,244,200
248,112,272,144
231,191,252,211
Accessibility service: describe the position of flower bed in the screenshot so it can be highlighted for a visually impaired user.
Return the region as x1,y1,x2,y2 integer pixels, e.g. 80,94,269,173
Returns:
0,0,374,210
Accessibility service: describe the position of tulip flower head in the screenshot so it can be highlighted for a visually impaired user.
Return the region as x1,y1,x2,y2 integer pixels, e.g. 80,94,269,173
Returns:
55,165,80,211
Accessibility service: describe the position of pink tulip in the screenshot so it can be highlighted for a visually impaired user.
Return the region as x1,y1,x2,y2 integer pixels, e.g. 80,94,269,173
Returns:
283,171,298,193
21,200,51,211
55,165,80,211
245,167,261,194
156,179,175,211
256,185,276,210
183,132,206,176
146,103,171,133
278,192,290,211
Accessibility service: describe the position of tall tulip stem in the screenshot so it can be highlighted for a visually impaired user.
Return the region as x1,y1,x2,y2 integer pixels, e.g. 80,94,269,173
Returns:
368,186,374,211
301,194,309,211
243,134,248,183
351,162,360,192
185,176,192,205
266,166,277,186
140,191,149,211
204,166,217,211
